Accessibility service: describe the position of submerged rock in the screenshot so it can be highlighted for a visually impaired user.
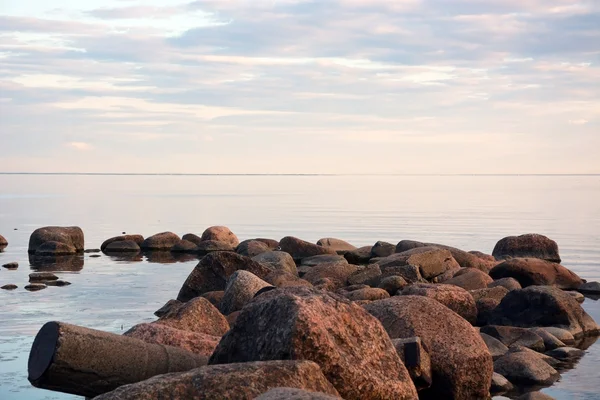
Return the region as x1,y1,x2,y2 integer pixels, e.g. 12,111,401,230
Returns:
25,283,47,291
1,284,18,290
29,272,59,282
200,226,240,247
28,226,84,254
101,235,144,251
493,233,561,263
2,262,18,270
493,351,560,386
141,232,181,251
489,258,583,290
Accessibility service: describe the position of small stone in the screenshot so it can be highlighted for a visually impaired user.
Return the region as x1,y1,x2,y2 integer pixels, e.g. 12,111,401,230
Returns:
1,284,18,290
578,281,600,294
490,372,513,394
378,275,408,295
25,283,47,291
541,327,575,346
488,277,522,291
45,280,71,287
29,272,59,282
530,328,566,351
154,299,183,317
566,291,585,303
90,254,101,258
479,333,508,360
494,351,560,386
345,288,390,301
2,262,18,270
84,249,101,253
545,347,585,361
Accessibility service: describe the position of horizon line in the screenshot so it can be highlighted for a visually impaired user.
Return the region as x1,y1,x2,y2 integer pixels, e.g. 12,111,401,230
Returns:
1,172,599,177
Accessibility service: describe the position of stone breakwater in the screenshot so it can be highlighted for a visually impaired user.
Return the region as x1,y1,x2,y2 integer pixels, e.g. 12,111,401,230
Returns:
6,226,598,399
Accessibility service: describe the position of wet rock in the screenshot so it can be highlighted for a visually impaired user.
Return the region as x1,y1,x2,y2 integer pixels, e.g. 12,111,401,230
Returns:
488,277,522,291
493,233,561,263
29,226,84,254
507,346,561,368
391,337,432,391
29,272,59,282
154,299,182,318
45,280,71,287
316,237,357,254
141,232,181,251
364,295,493,400
95,360,340,400
156,297,230,336
443,268,493,290
301,254,347,266
210,287,418,400
517,392,556,400
253,251,298,276
488,286,600,338
493,351,560,385
343,246,373,265
177,252,271,302
280,236,337,261
480,326,545,352
201,291,225,307
25,283,47,291
345,288,390,301
197,240,235,255
566,291,585,303
479,332,509,360
490,372,513,394
200,226,240,247
378,275,408,295
264,271,312,288
578,281,600,294
101,235,144,251
541,327,575,345
371,241,395,258
1,284,18,290
254,388,340,400
302,262,359,290
170,240,199,253
0,234,7,247
236,240,270,257
181,233,202,245
36,241,77,256
220,270,272,315
545,346,585,361
347,264,381,286
104,240,141,253
124,323,220,357
84,248,100,253
489,258,583,290
2,262,18,270
401,283,477,324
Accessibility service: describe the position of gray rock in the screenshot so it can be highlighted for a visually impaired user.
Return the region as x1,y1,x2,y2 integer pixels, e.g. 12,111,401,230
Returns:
220,270,272,315
1,284,18,290
279,236,337,260
545,347,585,360
104,240,141,253
494,351,560,385
29,272,59,282
254,388,341,400
236,240,270,257
480,325,545,352
488,277,522,291
371,241,395,258
578,281,600,294
540,327,575,345
253,251,298,276
391,337,432,391
479,332,509,360
347,264,381,286
343,246,373,265
492,233,561,263
140,232,181,250
378,275,408,295
2,262,18,270
490,372,513,393
154,299,183,318
25,283,47,291
301,254,347,266
28,226,84,254
530,328,566,351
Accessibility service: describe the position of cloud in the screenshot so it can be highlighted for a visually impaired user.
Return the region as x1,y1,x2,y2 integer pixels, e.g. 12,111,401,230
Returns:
67,142,93,150
569,119,589,125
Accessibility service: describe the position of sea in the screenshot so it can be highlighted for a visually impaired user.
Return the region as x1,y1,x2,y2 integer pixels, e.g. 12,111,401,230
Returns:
0,174,599,400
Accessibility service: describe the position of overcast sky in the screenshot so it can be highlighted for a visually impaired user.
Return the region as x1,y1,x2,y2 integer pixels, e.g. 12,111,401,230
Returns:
1,0,598,174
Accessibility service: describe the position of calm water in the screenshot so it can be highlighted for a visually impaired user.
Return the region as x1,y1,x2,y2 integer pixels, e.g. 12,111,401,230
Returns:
0,174,599,400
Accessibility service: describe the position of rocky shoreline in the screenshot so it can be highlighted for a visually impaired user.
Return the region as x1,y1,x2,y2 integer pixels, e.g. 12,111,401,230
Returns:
2,226,599,399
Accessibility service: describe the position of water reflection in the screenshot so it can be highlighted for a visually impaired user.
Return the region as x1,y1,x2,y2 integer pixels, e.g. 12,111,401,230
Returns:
103,251,143,263
142,251,199,264
28,254,84,272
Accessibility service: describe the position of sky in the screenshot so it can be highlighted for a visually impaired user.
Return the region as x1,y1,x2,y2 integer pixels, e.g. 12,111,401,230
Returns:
0,0,599,174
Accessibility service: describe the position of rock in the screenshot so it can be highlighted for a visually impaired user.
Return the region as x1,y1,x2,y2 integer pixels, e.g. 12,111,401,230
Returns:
101,235,144,251
210,287,418,400
443,268,493,290
378,275,408,295
301,254,347,266
506,345,561,367
493,351,560,385
401,283,477,324
254,238,280,250
279,236,337,260
493,233,561,263
541,327,575,345
489,258,583,290
220,270,272,315
154,299,183,317
90,254,101,258
35,241,77,255
377,256,426,283
177,252,271,302
265,271,312,288
145,251,177,264
343,246,373,265
316,237,357,253
391,337,432,391
236,240,270,257
45,280,71,287
395,240,427,253
371,241,395,258
517,392,556,400
181,233,203,245
488,286,600,338
171,240,199,253
29,272,59,282
1,284,18,290
545,346,585,360
566,291,585,303
25,283,47,291
490,372,513,393
345,288,390,301
488,277,522,291
425,243,495,272
156,297,230,336
479,332,509,360
201,291,225,307
364,296,493,399
95,360,340,400
347,264,381,286
252,251,298,276
470,286,509,302
578,281,600,294
197,240,235,255
200,226,240,247
29,253,84,271
254,388,340,400
469,251,497,263
382,248,460,281
141,232,181,250
104,240,141,253
225,310,240,326
2,262,18,270
480,326,545,352
0,234,7,247
124,323,220,357
476,298,501,326
28,226,84,254
302,262,359,290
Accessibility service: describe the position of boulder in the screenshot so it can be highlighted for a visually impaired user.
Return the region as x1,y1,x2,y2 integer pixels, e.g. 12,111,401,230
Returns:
345,288,390,301
488,277,522,291
381,249,460,281
302,262,359,290
104,240,141,253
171,240,199,253
29,272,59,282
301,254,347,266
493,233,561,263
280,237,337,260
517,392,556,400
545,346,585,360
343,246,373,265
378,275,408,295
25,283,47,291
493,351,560,385
200,226,240,247
177,252,272,302
364,296,493,400
490,372,513,394
254,388,340,400
391,337,432,391
28,226,84,254
379,264,425,284
35,241,77,255
443,268,493,290
254,238,280,250
566,291,585,303
395,240,427,253
124,323,220,357
220,270,272,315
101,235,144,251
479,332,508,360
201,291,225,307
253,251,298,276
347,264,381,286
45,280,71,287
578,281,600,295
264,271,312,288
156,297,229,336
401,283,477,324
0,234,7,247
488,286,600,338
141,232,181,250
476,298,500,326
371,241,396,258
541,327,575,345
489,258,583,290
2,262,18,270
210,287,418,400
507,346,561,368
469,251,497,263
95,360,340,400
182,233,203,245
226,311,240,326
197,240,235,255
529,328,565,351
316,238,357,253
470,286,509,303
480,326,545,352
236,240,270,257
1,284,18,290
154,299,182,317
425,243,495,272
